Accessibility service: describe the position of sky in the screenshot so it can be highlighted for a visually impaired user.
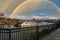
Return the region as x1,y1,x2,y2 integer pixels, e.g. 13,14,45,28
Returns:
0,0,24,14
51,0,60,7
10,0,60,18
0,0,60,19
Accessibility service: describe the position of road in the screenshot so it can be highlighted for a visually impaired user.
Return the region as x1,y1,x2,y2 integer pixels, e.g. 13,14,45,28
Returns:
40,28,60,40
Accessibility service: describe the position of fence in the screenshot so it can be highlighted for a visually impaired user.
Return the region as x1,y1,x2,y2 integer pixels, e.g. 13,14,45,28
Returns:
0,23,57,40
0,26,39,40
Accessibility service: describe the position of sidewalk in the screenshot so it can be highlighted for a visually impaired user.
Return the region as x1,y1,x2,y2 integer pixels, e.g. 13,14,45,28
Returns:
39,28,60,40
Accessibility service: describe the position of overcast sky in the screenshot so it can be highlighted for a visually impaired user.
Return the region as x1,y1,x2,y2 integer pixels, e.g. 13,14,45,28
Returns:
51,0,60,7
10,0,60,17
0,0,60,19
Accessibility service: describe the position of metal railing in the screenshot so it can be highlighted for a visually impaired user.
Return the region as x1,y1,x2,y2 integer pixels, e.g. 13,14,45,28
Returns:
0,26,39,40
0,23,57,40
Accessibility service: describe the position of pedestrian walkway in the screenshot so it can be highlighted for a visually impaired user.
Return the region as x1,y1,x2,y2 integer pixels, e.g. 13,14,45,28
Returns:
40,28,60,40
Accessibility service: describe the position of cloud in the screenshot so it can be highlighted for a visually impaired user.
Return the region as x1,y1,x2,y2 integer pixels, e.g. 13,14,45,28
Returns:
10,16,31,20
0,0,25,14
51,0,60,7
10,0,60,17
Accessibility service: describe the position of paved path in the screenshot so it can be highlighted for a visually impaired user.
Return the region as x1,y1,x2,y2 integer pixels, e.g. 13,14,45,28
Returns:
40,28,60,40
